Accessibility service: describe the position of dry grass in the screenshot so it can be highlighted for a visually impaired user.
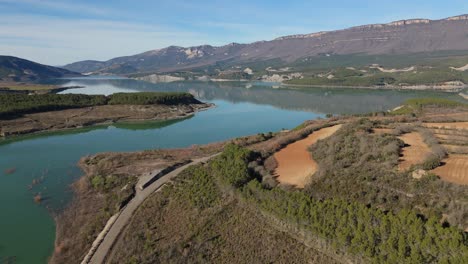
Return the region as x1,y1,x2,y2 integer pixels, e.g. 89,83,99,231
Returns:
372,128,394,134
398,132,432,171
274,125,342,188
431,154,468,185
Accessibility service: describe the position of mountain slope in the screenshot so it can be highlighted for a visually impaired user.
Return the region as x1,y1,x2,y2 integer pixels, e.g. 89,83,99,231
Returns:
64,15,468,75
0,56,81,82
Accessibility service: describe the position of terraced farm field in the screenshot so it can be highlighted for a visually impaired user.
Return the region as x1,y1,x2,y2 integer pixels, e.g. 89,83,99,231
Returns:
424,122,468,130
397,132,432,171
425,121,468,184
274,125,342,188
431,155,468,185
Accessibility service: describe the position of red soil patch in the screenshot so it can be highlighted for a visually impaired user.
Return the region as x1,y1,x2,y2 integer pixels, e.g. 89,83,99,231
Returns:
432,154,468,185
274,125,342,188
398,132,432,171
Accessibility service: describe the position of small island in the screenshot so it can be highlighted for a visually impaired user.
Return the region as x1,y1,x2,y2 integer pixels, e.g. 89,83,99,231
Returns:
0,92,213,137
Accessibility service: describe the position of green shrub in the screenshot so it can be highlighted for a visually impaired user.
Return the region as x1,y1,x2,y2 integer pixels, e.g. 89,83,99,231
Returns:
91,175,105,189
210,144,254,188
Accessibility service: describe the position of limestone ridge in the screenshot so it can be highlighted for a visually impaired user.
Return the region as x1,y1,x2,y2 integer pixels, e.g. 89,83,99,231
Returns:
63,14,468,74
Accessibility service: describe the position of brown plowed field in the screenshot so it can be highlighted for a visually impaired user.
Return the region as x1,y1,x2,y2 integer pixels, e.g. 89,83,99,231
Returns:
432,155,468,185
398,132,432,171
424,122,468,130
274,125,342,188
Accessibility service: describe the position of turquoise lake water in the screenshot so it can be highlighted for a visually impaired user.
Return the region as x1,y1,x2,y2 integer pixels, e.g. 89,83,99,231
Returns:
0,78,463,263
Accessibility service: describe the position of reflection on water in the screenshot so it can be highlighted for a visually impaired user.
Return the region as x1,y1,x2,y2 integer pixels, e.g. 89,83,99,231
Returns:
52,78,463,114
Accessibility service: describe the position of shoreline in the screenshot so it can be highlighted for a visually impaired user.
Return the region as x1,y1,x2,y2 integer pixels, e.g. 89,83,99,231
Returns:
0,84,85,94
129,74,467,93
0,103,215,139
281,82,467,93
49,142,228,264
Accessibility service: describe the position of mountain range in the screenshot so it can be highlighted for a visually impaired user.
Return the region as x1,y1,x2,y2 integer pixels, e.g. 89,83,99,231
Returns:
0,56,80,82
63,14,468,75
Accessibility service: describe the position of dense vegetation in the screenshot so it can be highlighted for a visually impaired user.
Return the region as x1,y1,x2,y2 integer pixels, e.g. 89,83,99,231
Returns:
0,92,198,118
108,92,198,105
245,182,468,263
392,97,467,115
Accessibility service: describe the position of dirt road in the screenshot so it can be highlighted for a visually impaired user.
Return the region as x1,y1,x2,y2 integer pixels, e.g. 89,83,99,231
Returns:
84,154,218,264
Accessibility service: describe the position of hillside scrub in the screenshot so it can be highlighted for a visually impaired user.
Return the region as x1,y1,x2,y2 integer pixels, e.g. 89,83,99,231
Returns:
109,146,336,263
391,98,468,116
0,92,199,119
190,144,468,263
304,119,467,229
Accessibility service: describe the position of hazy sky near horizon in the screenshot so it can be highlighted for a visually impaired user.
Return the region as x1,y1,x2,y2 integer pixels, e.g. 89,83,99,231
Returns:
0,0,467,65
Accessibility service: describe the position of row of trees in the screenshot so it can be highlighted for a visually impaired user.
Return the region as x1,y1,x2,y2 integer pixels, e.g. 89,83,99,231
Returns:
108,92,198,105
0,92,197,118
244,182,467,263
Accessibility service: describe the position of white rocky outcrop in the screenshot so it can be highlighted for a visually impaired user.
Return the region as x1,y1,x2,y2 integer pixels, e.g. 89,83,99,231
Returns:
243,68,253,75
450,64,468,71
135,74,184,83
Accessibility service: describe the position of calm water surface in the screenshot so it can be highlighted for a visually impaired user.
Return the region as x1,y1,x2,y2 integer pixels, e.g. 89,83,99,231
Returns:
0,78,463,263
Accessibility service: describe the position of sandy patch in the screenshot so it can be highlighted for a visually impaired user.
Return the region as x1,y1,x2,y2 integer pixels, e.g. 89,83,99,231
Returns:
371,66,415,73
274,125,342,188
424,122,468,130
450,64,468,72
459,93,468,100
398,132,432,171
431,154,468,185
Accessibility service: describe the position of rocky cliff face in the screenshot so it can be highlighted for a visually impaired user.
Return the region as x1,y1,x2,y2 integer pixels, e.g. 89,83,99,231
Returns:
63,15,468,74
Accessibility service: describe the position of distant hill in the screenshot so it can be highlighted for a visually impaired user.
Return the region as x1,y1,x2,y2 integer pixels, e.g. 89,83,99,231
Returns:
0,56,80,82
63,15,468,75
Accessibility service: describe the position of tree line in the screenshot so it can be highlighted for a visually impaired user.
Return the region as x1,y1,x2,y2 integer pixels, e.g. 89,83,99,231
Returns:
0,92,198,118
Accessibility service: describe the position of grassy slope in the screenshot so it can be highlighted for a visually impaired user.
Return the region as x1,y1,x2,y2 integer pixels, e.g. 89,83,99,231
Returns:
284,52,468,87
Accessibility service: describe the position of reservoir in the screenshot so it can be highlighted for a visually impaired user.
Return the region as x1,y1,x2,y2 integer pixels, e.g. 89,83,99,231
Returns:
0,78,462,263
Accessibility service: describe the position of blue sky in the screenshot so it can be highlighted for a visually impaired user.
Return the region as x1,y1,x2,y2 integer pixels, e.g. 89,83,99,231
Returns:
0,0,467,65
